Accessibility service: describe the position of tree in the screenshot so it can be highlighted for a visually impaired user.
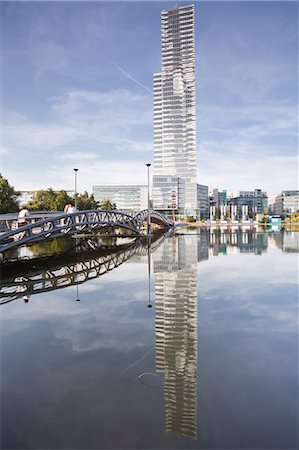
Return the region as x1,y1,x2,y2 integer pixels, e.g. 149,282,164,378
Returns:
76,191,98,210
54,190,72,211
99,199,117,210
26,188,57,211
0,174,20,213
26,188,99,212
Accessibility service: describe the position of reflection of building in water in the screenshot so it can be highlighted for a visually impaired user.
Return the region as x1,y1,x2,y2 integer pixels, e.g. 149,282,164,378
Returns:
154,235,198,439
206,229,268,256
197,232,209,262
238,230,268,255
269,231,299,253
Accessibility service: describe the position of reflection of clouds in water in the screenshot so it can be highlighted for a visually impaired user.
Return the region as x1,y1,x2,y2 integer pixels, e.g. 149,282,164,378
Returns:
200,246,297,285
201,290,297,334
0,265,154,354
55,304,153,353
199,247,297,334
1,232,298,448
54,278,154,352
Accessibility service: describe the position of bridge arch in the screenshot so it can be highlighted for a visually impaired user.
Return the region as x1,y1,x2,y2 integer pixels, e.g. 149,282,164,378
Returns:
0,209,172,252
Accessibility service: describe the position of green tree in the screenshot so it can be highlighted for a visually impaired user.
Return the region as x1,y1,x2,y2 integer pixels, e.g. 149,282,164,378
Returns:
26,188,57,211
0,174,20,213
76,191,98,210
99,199,117,210
54,190,72,211
26,188,99,212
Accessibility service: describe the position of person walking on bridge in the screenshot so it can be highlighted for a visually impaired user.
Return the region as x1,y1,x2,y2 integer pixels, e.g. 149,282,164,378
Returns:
17,206,29,227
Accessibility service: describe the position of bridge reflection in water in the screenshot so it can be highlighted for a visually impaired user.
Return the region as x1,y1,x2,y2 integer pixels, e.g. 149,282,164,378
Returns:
0,232,168,305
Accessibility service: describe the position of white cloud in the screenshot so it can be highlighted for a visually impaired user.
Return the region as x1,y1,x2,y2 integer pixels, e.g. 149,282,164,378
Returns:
59,152,100,161
6,160,151,192
199,103,297,141
3,87,153,155
198,147,298,198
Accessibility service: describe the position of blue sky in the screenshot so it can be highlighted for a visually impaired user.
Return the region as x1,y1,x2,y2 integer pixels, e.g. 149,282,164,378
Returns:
1,0,298,198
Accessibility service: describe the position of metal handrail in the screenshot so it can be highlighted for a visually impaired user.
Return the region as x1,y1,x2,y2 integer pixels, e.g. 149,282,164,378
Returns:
0,209,172,252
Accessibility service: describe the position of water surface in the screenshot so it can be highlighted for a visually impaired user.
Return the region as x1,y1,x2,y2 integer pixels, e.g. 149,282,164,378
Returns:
1,229,298,449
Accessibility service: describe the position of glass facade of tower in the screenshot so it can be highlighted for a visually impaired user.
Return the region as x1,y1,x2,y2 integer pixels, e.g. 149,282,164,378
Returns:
153,4,197,216
92,185,147,211
152,175,185,213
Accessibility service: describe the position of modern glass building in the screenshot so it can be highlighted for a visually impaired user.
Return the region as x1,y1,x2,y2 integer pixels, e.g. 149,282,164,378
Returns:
197,184,209,220
209,189,227,209
92,185,147,211
153,4,197,217
227,189,268,218
269,190,299,215
152,176,185,213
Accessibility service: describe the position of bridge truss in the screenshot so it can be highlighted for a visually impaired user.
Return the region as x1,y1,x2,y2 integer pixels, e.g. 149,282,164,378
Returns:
0,209,172,252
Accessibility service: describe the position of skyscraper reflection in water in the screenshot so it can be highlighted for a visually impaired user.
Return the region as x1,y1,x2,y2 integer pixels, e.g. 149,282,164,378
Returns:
153,235,198,439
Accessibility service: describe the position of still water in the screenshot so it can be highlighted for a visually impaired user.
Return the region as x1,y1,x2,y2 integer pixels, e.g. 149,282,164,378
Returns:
1,229,298,449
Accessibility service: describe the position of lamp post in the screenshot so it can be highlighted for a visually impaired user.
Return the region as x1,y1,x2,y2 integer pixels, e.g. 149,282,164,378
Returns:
146,163,151,236
74,168,78,211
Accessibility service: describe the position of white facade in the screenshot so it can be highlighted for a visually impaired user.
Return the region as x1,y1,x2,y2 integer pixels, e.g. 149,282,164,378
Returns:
153,4,197,216
18,191,37,206
92,185,147,211
152,176,185,213
269,190,299,215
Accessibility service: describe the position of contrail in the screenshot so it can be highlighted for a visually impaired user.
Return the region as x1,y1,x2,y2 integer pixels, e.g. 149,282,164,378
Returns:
117,346,154,377
106,57,153,94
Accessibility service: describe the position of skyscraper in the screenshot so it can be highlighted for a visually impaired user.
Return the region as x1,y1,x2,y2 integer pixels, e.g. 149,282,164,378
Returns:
153,4,197,216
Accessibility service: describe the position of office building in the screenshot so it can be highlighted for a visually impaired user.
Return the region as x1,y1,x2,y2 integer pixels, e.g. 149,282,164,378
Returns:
209,189,227,210
92,185,147,211
152,176,185,213
153,4,197,217
269,190,299,215
227,189,268,219
197,184,209,220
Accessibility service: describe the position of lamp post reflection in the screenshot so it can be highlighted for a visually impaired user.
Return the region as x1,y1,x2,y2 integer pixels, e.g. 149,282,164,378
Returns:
146,163,151,236
147,241,152,308
76,284,80,302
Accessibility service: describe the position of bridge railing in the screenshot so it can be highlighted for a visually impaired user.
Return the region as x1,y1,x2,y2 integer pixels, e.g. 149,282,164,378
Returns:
0,209,173,252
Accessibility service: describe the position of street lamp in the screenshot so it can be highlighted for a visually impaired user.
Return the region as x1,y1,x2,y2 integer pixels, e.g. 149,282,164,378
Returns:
146,163,151,236
74,168,78,211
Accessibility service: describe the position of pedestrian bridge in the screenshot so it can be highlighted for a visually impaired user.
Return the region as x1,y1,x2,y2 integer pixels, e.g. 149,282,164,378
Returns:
0,209,173,252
